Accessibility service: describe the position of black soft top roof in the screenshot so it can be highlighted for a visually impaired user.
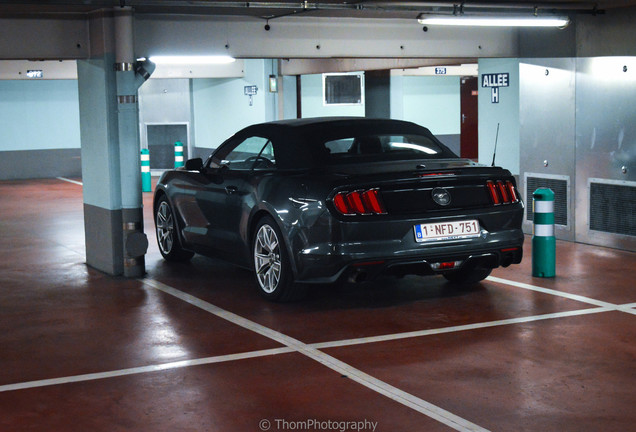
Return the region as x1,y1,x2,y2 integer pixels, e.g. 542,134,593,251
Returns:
224,117,457,169
245,117,437,138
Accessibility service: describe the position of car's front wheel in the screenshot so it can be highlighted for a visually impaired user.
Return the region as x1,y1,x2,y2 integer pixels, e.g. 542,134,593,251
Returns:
155,197,194,262
252,216,303,302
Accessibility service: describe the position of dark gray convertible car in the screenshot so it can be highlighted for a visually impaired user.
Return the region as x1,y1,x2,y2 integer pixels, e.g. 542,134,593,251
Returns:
154,117,524,301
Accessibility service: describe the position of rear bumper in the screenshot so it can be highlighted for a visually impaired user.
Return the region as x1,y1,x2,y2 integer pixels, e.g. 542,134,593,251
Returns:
292,225,525,284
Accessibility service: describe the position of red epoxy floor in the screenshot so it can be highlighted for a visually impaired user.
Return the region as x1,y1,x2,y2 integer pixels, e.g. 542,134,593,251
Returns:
1,178,635,432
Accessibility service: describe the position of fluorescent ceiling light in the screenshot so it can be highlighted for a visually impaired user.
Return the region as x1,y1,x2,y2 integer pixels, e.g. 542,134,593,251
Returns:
148,55,236,65
418,14,570,28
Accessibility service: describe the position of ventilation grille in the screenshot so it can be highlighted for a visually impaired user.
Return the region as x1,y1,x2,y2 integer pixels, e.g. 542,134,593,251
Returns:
526,176,568,226
589,181,636,237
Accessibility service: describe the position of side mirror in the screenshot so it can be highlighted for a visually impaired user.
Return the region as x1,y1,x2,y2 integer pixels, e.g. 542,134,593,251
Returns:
185,158,203,171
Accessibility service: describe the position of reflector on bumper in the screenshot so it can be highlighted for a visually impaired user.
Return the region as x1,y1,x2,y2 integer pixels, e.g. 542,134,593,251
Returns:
430,260,463,270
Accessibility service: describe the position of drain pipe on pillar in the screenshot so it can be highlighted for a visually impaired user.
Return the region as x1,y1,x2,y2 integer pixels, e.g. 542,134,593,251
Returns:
115,7,155,277
532,188,556,278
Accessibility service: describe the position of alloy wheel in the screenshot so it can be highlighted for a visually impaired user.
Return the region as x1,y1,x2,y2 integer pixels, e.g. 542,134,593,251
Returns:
156,201,175,255
254,224,282,293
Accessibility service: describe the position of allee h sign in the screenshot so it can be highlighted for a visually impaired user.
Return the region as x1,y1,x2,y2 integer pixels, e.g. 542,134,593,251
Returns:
481,73,509,103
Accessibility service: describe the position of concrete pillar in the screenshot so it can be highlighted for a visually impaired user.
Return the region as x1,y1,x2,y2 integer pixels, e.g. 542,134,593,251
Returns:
365,69,391,119
114,7,150,277
77,8,151,277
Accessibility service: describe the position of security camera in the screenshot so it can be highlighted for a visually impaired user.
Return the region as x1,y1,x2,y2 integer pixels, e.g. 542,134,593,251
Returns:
135,59,156,82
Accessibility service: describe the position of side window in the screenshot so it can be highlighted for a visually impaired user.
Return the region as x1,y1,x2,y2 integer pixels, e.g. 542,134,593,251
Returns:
219,136,276,170
254,141,275,170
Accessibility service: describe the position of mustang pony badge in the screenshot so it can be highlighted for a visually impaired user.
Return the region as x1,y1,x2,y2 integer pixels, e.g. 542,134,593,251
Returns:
432,188,452,206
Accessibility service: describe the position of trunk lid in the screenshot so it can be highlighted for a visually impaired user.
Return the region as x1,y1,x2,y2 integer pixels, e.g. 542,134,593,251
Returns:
323,159,518,215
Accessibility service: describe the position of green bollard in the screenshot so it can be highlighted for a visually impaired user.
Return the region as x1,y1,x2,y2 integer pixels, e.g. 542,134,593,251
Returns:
174,141,184,168
141,148,151,192
532,188,556,277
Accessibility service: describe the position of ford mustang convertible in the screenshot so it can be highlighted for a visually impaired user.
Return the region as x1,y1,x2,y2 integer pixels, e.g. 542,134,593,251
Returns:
154,117,524,301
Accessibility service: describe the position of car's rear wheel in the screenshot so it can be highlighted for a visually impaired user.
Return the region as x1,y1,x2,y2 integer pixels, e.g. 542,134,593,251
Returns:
155,197,194,262
252,216,303,302
443,266,492,285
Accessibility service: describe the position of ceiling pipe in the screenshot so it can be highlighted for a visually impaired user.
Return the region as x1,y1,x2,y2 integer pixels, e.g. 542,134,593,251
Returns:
8,0,602,12
114,6,154,278
2,0,604,17
362,1,602,11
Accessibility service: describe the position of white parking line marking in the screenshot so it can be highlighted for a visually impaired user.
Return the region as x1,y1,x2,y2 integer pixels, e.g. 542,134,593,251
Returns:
0,347,293,393
2,305,615,395
312,307,612,350
617,305,636,316
56,177,83,186
142,278,490,432
3,275,630,431
614,302,636,315
486,276,631,312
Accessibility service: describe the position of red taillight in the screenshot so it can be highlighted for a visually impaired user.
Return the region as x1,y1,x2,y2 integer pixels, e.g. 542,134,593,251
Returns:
487,180,519,205
361,189,386,214
333,189,386,216
505,180,519,203
419,172,456,177
486,180,501,205
333,193,350,215
346,191,367,214
497,180,510,202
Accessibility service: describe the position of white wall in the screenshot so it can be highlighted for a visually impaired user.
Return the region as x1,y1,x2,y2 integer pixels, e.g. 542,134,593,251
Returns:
0,79,81,150
390,75,460,136
192,59,277,150
478,58,520,175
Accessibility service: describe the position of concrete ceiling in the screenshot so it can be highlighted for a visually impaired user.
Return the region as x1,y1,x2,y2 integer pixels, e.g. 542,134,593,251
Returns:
1,0,633,20
2,0,632,64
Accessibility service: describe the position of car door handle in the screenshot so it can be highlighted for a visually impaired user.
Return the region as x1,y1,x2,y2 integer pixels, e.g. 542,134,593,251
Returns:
225,185,238,195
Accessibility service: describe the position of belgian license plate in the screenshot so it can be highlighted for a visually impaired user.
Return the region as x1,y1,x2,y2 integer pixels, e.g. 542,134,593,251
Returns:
414,220,481,243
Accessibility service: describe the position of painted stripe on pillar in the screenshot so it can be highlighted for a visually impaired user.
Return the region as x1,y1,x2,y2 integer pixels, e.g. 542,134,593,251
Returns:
534,224,554,237
117,95,137,104
534,200,554,213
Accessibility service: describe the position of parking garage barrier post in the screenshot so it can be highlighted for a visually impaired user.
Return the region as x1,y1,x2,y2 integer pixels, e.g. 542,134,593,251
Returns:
174,141,184,168
532,187,556,278
141,149,151,192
